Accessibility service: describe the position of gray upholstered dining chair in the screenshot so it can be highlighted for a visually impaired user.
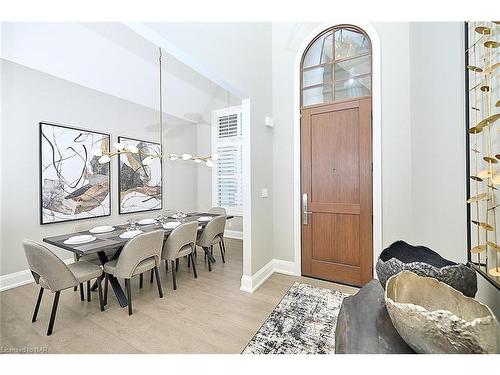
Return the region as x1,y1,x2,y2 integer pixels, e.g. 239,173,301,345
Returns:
72,221,116,298
208,207,226,215
207,207,228,259
161,221,198,290
196,215,227,271
103,230,164,315
22,240,104,336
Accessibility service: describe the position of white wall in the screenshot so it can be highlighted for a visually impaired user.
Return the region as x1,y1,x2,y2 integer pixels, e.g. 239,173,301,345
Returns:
409,22,500,317
0,59,198,275
146,23,274,274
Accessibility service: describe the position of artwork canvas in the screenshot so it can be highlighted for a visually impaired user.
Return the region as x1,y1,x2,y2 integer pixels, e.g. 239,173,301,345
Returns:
118,136,162,214
39,122,111,224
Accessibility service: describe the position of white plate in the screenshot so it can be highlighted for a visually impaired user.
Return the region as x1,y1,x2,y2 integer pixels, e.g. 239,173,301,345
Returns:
197,216,212,222
137,218,157,225
68,235,93,242
163,222,181,229
119,230,143,239
64,235,96,245
89,225,115,234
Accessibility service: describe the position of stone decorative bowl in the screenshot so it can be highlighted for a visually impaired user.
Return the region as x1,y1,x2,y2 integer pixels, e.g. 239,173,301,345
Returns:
385,271,500,354
376,240,477,297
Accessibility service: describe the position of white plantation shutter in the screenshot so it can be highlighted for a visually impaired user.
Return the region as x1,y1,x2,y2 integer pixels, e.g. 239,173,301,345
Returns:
212,107,243,215
215,145,242,208
217,113,240,139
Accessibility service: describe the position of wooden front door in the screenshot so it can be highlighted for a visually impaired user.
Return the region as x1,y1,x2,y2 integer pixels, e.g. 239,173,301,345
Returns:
301,97,372,286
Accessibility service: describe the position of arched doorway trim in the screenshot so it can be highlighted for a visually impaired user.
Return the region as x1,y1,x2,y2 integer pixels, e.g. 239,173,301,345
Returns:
293,22,382,278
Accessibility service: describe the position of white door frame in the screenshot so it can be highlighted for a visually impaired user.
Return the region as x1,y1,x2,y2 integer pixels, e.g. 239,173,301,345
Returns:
293,22,383,277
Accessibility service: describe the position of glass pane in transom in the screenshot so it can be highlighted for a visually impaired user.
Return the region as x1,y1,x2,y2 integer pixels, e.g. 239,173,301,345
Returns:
334,54,370,81
303,32,333,68
334,76,371,100
303,65,333,88
302,84,333,106
334,28,370,59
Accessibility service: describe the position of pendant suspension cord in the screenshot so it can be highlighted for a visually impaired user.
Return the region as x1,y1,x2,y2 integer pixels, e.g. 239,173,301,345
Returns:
158,47,164,206
159,47,163,157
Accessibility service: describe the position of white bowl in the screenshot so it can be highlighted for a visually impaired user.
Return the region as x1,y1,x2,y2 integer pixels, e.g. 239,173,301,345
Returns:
137,218,157,225
119,230,143,239
197,216,212,222
89,225,115,234
162,222,181,229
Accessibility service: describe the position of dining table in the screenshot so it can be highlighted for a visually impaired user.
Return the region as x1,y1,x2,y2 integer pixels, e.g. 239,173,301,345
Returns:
43,212,233,308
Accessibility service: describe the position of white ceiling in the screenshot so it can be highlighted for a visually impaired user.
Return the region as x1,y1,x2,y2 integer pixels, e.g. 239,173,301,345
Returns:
1,22,237,126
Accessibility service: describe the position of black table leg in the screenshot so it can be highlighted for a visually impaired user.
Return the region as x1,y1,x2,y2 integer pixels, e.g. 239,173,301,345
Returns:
97,251,128,308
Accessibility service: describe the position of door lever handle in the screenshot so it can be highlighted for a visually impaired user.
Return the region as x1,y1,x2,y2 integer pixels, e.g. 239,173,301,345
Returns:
302,193,312,225
302,210,312,225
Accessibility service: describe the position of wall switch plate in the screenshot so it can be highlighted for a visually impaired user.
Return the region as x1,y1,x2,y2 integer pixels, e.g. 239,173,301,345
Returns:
261,188,268,198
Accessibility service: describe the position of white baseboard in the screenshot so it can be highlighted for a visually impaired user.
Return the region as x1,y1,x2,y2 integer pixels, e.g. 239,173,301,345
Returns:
273,259,296,275
239,259,274,293
224,230,243,240
240,259,297,293
0,258,73,292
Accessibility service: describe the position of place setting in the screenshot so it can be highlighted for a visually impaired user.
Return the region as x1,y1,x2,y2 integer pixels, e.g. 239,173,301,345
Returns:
162,221,181,229
197,216,213,222
136,218,157,226
89,225,115,234
119,220,144,239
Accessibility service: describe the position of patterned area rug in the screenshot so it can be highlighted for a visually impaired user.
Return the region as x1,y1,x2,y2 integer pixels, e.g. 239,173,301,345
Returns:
242,282,348,354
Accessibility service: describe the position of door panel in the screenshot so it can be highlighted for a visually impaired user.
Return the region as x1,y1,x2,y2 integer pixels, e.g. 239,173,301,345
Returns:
301,97,372,286
311,213,360,266
311,108,359,204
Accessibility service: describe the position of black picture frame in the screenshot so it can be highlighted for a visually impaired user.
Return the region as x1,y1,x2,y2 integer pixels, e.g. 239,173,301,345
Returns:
464,22,500,291
39,121,112,225
117,136,163,215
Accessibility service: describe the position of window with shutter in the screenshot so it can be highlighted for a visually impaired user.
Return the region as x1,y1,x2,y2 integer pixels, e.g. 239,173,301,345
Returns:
212,106,243,215
217,113,239,139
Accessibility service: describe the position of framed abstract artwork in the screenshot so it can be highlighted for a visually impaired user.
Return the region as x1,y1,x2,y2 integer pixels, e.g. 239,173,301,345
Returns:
39,122,111,224
118,136,162,214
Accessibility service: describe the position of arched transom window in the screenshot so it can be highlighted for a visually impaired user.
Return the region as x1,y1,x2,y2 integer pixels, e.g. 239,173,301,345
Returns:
301,25,372,107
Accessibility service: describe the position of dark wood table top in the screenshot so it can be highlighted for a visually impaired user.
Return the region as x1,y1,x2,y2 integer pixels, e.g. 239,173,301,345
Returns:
43,212,233,256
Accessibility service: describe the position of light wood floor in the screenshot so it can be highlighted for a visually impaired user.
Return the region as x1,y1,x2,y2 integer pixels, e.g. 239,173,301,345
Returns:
0,239,358,354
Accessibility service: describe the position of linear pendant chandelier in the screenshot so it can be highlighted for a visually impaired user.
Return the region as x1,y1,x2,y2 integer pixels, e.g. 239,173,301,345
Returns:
93,47,219,168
